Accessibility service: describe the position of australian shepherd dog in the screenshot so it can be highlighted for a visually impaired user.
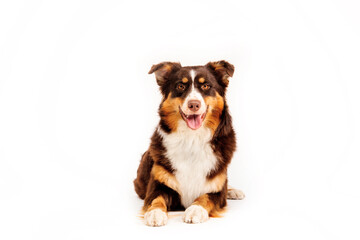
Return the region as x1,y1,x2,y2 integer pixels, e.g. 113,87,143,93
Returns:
134,60,244,226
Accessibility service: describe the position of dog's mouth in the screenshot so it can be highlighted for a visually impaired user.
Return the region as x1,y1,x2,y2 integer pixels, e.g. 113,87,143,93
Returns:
179,106,208,130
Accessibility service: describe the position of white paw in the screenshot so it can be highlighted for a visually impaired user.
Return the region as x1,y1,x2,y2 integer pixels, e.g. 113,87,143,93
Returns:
227,188,245,200
144,209,168,227
183,205,209,224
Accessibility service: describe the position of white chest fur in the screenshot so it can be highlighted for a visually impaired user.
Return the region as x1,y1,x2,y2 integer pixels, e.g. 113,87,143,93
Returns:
158,121,218,208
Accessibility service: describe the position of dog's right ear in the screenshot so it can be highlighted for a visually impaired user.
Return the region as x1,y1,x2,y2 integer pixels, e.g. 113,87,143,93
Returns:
148,62,181,86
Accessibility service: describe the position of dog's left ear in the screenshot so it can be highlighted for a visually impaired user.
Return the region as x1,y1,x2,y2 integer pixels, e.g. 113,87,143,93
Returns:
206,60,234,87
148,62,182,86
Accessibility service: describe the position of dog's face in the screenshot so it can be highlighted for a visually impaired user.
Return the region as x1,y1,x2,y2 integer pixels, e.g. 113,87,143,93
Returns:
149,61,234,133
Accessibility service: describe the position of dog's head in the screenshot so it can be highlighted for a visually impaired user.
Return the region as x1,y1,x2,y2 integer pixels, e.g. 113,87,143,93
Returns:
149,61,234,133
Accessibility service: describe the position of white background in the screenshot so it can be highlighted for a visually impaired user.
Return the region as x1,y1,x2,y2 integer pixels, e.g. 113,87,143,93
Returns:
1,0,359,239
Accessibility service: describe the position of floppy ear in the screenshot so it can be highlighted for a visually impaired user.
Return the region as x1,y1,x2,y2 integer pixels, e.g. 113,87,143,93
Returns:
206,60,234,87
148,62,182,86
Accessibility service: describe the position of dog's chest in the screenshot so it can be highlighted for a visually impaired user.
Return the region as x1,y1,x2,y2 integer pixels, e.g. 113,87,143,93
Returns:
159,123,218,208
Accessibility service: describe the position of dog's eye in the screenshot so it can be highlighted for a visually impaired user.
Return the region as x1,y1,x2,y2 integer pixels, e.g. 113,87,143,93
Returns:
176,83,186,91
201,84,211,91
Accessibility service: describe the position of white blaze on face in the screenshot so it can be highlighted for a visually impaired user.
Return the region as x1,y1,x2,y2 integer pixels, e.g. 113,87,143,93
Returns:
181,70,206,116
190,69,196,83
179,70,207,130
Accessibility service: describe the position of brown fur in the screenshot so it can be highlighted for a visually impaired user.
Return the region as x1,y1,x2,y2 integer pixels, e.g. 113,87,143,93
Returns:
206,60,234,87
134,60,238,224
158,93,184,132
151,164,180,193
204,92,225,134
145,195,167,212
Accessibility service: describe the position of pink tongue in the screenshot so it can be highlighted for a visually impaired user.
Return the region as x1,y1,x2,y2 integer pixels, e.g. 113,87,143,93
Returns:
187,115,202,130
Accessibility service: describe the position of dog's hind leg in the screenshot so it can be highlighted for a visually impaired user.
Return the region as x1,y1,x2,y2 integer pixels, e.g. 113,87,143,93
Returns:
227,185,245,200
133,151,154,200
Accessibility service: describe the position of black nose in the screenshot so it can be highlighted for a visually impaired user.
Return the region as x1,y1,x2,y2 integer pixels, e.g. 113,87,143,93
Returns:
188,100,201,112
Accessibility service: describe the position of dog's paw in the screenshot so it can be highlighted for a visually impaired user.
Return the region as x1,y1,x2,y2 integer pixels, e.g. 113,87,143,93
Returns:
144,209,168,227
227,188,245,200
183,205,209,224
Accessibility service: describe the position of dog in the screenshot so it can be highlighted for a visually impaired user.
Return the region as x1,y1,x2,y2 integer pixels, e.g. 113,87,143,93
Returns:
133,60,244,226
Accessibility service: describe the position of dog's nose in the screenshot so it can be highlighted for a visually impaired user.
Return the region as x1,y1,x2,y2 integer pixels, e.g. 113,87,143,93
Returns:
188,100,201,112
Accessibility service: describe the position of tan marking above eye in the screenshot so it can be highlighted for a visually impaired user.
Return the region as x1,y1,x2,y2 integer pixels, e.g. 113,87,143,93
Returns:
198,77,205,83
182,77,188,83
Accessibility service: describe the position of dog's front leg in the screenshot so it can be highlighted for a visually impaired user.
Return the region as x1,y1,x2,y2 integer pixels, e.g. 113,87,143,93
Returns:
143,179,174,227
143,194,168,227
183,192,224,224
